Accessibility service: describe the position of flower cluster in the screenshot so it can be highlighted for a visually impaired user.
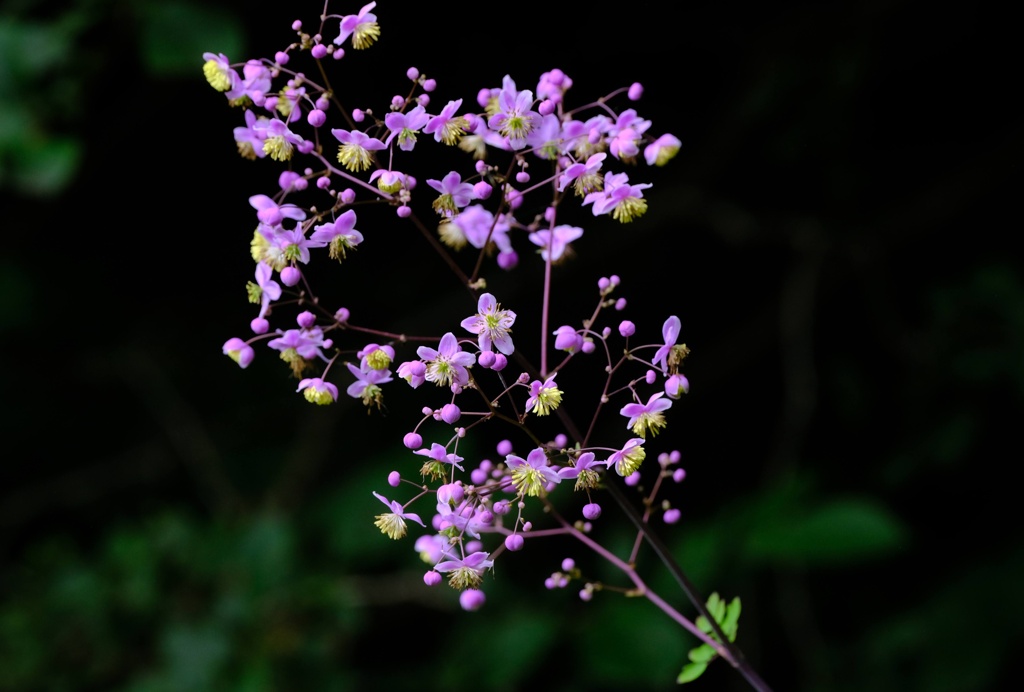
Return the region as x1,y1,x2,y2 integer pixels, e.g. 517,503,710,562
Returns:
206,4,756,688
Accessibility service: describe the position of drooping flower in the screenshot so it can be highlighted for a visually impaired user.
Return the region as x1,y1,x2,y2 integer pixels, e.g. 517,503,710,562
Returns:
553,325,584,353
416,333,476,389
248,194,307,227
583,172,652,223
384,106,429,151
424,98,468,145
246,261,281,318
331,128,386,171
557,451,607,491
528,225,583,262
372,491,424,540
222,337,254,368
460,293,516,355
234,109,268,160
202,52,237,92
505,447,562,497
253,118,304,161
557,152,606,197
607,438,646,477
334,2,381,49
620,392,672,438
427,171,477,217
415,443,465,479
297,377,339,405
435,551,494,590
309,210,363,261
652,315,689,375
644,133,682,166
345,361,392,408
525,374,563,416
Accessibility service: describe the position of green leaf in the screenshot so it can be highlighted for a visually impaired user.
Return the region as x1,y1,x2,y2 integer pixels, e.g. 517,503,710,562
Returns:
677,661,708,684
688,644,716,663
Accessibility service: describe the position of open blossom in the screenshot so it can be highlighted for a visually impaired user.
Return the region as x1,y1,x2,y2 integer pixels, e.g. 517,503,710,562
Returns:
334,1,380,49
558,152,606,197
557,451,607,491
309,210,363,261
424,98,468,144
487,75,539,150
332,128,386,171
372,491,424,540
652,315,689,374
645,133,682,166
248,194,306,227
202,52,237,92
384,105,429,151
607,438,647,477
345,361,392,408
505,447,562,497
553,325,584,353
525,374,563,416
234,109,268,159
416,333,476,388
397,360,426,388
222,337,254,368
583,172,652,223
435,551,494,590
252,118,304,161
415,442,465,477
620,392,672,438
427,171,476,217
528,225,583,262
460,293,516,355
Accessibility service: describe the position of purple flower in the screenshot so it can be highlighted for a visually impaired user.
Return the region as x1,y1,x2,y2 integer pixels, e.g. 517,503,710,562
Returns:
607,438,646,477
252,118,304,161
528,225,583,262
553,325,584,353
557,451,607,491
249,194,307,227
557,152,606,196
505,447,562,497
345,361,392,407
645,133,682,166
435,551,493,590
424,98,468,144
525,375,563,417
415,442,465,472
652,315,681,374
416,333,476,388
297,377,339,405
583,172,652,223
372,491,424,540
427,171,477,217
309,210,363,261
384,105,429,151
460,293,516,355
486,75,539,150
334,2,381,49
247,261,281,318
234,109,267,159
222,337,254,368
331,128,386,171
620,392,672,438
397,360,426,388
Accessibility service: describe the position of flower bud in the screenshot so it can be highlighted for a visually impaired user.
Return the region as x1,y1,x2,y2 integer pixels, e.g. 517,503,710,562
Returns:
311,43,328,59
297,310,316,328
615,297,627,311
505,534,525,551
491,353,508,371
250,317,269,334
516,171,530,183
460,589,485,611
280,266,301,286
646,369,657,385
406,66,419,80
618,320,636,337
561,558,575,571
422,78,436,92
275,51,289,65
583,503,602,520
424,570,442,586
478,351,496,368
673,468,686,483
387,471,401,487
307,109,327,127
628,82,644,101
473,181,492,199
334,307,350,323
496,251,517,270
403,432,423,449
663,508,681,524
440,403,461,424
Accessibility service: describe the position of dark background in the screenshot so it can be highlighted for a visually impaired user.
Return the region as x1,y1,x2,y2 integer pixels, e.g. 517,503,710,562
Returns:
2,1,1020,690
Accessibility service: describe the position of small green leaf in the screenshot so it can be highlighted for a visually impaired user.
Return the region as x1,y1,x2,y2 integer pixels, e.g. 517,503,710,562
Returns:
688,644,716,663
677,661,708,684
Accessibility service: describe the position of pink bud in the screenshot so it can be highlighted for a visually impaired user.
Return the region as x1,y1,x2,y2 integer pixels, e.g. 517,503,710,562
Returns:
334,307,350,323
497,439,513,456
403,432,422,449
417,94,430,107
275,51,289,65
390,94,404,109
296,310,316,328
598,277,611,291
291,20,302,30
673,468,687,483
406,66,419,80
628,82,644,101
424,570,442,586
478,351,496,368
250,317,269,334
352,109,364,122
663,508,682,524
493,499,511,515
554,434,568,447
516,171,530,183
579,589,593,602
311,44,328,59
317,176,331,189
581,340,595,354
625,471,641,486
397,205,411,218
422,78,436,92
333,48,344,60
618,320,636,337
340,189,356,204
496,251,517,271
387,471,401,487
505,534,525,551
583,503,602,520
315,96,330,111
280,266,301,286
538,99,555,115
440,403,461,424
473,181,492,199
646,369,657,385
307,109,326,127
459,589,485,611
615,298,627,311
561,558,575,571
